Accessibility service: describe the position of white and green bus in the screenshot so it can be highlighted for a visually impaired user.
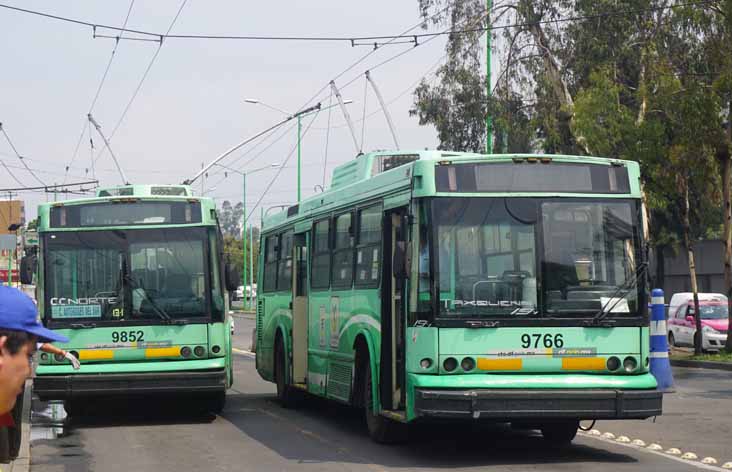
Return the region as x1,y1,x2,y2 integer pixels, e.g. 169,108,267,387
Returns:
256,151,662,443
27,184,238,414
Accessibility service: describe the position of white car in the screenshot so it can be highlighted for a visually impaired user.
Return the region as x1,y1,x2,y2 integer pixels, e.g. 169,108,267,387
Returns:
234,285,244,301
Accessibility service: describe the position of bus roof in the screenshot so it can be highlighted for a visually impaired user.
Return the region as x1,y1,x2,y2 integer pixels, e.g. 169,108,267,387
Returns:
262,150,641,232
36,184,218,231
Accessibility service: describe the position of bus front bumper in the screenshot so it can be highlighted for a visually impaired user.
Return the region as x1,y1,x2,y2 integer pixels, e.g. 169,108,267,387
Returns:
414,388,662,420
33,368,227,400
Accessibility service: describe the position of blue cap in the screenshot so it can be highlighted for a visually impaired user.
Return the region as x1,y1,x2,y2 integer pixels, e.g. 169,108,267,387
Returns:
0,286,69,343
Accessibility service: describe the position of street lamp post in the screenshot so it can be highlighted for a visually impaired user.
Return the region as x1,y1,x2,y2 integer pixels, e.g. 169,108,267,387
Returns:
215,162,280,312
245,98,353,203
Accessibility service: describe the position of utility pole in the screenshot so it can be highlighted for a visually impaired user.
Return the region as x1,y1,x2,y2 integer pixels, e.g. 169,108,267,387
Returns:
485,0,493,155
242,172,247,309
249,224,254,311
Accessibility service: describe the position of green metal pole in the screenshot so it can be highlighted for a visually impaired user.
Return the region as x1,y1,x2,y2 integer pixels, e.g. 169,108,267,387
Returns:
249,224,254,311
297,115,302,203
242,172,247,308
486,0,493,155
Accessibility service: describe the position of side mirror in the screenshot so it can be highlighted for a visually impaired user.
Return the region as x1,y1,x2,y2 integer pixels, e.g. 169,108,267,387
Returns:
393,241,407,280
224,263,240,292
19,255,36,285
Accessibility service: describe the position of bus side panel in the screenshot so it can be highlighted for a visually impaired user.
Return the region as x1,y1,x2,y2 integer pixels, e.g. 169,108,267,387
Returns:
307,290,331,396
257,293,292,383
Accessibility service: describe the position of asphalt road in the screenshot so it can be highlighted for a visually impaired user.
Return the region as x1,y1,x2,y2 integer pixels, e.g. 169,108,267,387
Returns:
28,314,728,471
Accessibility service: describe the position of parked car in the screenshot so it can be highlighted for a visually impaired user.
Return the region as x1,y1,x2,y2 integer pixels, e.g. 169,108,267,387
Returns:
234,285,244,301
667,292,729,351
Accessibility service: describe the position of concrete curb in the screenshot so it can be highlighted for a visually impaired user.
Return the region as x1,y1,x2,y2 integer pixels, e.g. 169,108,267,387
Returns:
671,358,732,372
7,379,32,472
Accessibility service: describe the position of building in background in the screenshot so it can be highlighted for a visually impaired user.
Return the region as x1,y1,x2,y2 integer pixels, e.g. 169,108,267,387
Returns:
0,200,24,234
0,199,25,284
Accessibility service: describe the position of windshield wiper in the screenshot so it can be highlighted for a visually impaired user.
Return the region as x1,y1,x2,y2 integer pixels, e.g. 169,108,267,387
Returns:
123,274,173,323
588,262,648,325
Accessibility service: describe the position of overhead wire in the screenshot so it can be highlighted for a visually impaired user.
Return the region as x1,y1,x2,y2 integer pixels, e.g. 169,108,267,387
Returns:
246,110,322,224
0,123,46,186
0,1,716,43
63,0,136,184
93,0,188,166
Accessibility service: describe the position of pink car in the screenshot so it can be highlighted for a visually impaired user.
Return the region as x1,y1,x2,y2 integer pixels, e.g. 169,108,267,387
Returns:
668,300,729,351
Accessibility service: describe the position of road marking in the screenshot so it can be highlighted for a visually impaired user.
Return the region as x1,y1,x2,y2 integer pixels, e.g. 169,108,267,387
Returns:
579,432,727,471
232,348,255,357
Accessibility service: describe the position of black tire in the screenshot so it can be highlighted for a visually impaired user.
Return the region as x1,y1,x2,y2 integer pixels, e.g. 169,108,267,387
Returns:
275,338,299,408
540,420,579,445
363,360,407,444
668,332,675,348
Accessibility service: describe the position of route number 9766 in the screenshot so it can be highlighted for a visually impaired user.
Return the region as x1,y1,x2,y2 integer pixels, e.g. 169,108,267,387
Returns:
521,333,564,349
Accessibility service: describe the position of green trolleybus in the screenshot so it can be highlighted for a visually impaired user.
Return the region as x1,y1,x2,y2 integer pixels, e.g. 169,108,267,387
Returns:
255,151,662,443
28,184,236,414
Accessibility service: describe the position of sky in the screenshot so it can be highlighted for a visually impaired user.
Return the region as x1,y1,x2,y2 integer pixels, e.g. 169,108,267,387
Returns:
0,0,458,225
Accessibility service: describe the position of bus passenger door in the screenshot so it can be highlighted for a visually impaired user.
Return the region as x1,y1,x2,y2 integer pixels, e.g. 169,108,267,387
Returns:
292,232,309,384
381,209,407,411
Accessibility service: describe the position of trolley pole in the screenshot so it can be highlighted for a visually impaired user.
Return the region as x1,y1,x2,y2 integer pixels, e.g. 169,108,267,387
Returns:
297,116,302,203
486,0,493,155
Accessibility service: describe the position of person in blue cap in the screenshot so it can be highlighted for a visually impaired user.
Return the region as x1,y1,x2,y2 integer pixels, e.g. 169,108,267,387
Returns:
0,286,69,416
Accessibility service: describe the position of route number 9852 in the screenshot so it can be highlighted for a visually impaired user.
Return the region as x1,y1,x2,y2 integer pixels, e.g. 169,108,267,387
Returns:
521,333,564,349
112,330,144,343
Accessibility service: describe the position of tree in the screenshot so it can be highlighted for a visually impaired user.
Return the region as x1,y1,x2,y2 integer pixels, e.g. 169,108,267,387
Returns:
218,200,244,238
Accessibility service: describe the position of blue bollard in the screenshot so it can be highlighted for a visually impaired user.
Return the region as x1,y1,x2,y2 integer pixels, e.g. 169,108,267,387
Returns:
649,288,675,393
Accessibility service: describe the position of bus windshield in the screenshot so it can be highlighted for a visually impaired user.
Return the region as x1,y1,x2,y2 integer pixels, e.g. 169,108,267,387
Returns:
430,197,642,319
44,227,215,325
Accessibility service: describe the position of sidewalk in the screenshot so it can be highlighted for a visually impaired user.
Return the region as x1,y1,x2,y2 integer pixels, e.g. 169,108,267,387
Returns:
669,346,732,371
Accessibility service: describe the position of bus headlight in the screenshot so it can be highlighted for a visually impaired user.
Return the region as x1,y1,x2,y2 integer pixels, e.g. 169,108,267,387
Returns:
443,357,458,372
623,356,638,372
54,353,65,362
40,353,49,362
461,357,476,372
180,346,192,358
194,346,205,357
212,345,221,354
420,358,433,369
606,356,621,371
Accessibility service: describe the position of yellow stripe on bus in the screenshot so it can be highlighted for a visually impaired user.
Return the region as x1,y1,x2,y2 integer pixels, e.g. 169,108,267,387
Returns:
78,349,114,360
145,347,181,358
561,357,606,371
477,358,523,371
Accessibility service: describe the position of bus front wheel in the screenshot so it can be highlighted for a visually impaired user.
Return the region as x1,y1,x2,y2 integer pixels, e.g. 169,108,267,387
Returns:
363,360,406,444
275,338,299,408
540,420,579,445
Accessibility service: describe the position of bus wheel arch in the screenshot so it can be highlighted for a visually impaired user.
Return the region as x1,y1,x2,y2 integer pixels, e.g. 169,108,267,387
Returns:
352,332,377,410
274,327,299,408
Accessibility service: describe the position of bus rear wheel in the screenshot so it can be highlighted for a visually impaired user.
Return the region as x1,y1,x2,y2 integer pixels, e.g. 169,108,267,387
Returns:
275,338,299,408
540,420,579,445
363,360,406,444
205,391,226,415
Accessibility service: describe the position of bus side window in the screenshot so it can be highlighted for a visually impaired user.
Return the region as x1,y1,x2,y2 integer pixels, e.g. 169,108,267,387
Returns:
332,212,354,289
263,235,278,292
311,219,331,289
277,230,294,291
355,205,382,288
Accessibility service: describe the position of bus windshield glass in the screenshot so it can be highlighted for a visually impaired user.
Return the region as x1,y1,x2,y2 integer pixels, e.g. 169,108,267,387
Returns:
431,197,641,319
44,227,212,324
